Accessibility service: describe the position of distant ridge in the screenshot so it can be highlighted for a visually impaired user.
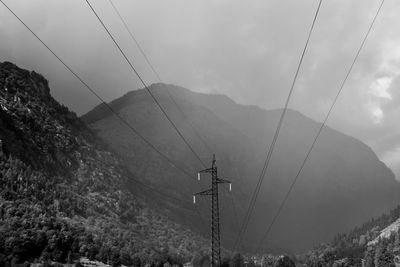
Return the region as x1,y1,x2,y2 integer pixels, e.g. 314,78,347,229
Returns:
83,82,400,252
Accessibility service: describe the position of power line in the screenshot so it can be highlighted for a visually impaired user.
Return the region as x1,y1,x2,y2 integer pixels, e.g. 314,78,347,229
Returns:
87,0,215,228
131,171,209,223
89,0,237,240
0,0,213,229
233,0,323,251
0,0,200,186
124,171,192,206
85,0,207,168
254,0,386,252
106,1,247,240
107,0,213,154
93,0,241,236
128,173,209,227
93,156,194,206
0,0,211,229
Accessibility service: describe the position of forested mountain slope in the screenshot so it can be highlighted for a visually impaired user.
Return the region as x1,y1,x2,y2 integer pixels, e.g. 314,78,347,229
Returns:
304,205,400,266
0,62,209,266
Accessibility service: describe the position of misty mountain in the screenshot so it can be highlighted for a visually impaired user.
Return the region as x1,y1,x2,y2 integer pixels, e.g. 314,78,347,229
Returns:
0,62,210,265
82,83,400,253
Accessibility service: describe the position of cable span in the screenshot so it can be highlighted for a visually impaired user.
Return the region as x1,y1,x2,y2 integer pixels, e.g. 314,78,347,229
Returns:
254,0,386,252
85,0,207,168
233,0,323,251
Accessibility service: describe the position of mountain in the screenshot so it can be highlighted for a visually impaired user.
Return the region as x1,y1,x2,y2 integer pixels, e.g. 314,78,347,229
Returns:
0,62,210,266
82,83,400,252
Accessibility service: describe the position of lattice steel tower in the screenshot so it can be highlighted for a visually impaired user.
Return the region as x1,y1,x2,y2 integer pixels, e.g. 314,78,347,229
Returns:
193,154,231,267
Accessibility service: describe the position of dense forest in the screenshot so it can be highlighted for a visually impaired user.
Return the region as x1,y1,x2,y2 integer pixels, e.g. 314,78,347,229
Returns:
0,61,211,266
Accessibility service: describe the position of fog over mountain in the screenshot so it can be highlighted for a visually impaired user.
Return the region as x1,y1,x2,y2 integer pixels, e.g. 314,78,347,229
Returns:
2,0,400,265
82,83,400,252
1,0,400,179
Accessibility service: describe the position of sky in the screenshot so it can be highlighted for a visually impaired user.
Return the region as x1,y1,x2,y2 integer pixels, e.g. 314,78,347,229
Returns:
1,0,400,179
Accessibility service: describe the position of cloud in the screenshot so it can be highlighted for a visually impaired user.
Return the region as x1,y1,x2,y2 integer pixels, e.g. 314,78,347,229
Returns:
1,0,400,178
369,77,392,100
366,76,393,124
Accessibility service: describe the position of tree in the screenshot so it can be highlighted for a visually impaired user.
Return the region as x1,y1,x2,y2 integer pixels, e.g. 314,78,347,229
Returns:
379,245,395,267
262,255,276,267
132,255,142,267
120,251,133,266
273,256,295,267
0,253,7,267
67,250,73,264
374,242,383,267
364,249,374,267
248,259,257,267
221,257,231,267
394,231,400,253
193,255,210,267
110,250,121,267
231,253,244,267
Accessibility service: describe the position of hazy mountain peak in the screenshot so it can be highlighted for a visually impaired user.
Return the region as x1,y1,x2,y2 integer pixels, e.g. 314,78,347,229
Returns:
82,83,400,252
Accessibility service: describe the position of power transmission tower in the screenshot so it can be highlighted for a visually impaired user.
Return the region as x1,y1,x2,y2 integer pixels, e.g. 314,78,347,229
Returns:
193,154,232,267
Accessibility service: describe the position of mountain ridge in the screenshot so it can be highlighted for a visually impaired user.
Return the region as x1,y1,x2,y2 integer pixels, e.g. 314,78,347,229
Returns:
82,83,400,252
83,83,395,182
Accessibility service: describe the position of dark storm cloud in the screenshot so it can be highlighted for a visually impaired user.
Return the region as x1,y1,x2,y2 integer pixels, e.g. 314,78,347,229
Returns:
1,0,400,178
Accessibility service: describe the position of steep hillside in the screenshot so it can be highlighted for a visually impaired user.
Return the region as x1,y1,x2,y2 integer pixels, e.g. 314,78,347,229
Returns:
304,205,400,266
0,62,210,266
82,83,400,252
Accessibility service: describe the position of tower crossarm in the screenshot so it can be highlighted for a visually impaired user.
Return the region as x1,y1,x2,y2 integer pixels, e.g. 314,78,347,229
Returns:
199,167,213,173
217,178,231,184
195,189,213,196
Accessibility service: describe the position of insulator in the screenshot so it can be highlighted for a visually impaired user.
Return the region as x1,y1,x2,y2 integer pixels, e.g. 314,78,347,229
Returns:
193,195,196,204
198,173,201,181
229,183,232,192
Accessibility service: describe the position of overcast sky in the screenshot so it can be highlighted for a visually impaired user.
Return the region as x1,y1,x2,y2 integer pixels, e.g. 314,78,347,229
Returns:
1,0,400,179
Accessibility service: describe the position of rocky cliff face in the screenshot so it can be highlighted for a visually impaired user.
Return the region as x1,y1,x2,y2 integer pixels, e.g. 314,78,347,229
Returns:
0,62,209,266
83,83,400,252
